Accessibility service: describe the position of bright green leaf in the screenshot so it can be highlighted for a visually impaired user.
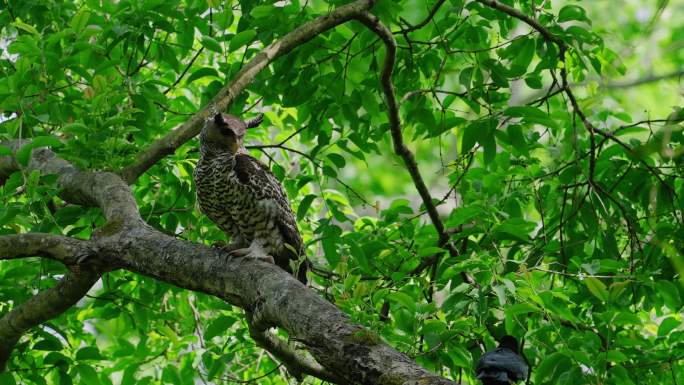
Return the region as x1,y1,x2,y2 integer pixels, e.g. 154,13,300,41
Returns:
229,30,257,52
584,277,609,302
200,36,222,53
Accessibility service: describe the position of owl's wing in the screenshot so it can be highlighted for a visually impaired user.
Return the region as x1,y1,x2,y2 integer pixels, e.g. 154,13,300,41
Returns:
233,153,304,256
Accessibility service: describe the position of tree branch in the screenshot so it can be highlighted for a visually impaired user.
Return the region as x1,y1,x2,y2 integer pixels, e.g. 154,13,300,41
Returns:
119,0,376,184
354,12,474,286
474,0,562,45
602,69,684,89
0,140,457,383
0,233,93,265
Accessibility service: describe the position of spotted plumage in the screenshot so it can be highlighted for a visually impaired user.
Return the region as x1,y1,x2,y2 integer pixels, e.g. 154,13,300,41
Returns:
194,113,306,283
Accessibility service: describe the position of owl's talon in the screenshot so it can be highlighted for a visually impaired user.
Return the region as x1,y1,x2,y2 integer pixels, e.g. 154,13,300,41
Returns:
213,242,242,254
228,247,275,264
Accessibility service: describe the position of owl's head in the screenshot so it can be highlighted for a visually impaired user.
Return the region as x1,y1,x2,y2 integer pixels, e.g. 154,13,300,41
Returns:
199,113,264,156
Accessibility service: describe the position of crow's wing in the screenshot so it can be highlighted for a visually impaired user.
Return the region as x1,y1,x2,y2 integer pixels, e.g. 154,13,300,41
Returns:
476,347,528,381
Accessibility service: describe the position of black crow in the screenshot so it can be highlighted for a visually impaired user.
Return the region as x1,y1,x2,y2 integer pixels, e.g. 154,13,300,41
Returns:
475,335,528,385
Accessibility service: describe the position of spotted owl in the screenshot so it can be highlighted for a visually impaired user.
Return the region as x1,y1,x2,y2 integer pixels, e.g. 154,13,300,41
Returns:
194,113,307,283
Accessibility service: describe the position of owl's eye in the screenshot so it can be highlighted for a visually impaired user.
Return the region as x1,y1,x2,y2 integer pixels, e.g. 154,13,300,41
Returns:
213,114,234,136
219,126,235,136
214,113,226,126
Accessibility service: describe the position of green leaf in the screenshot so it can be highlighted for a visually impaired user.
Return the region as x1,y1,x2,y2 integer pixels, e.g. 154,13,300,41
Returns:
448,345,472,369
0,145,12,156
43,352,70,366
610,365,636,385
186,67,219,84
493,218,535,243
524,75,543,89
75,347,103,361
204,315,237,341
200,36,223,53
32,136,63,148
417,247,445,258
606,350,629,363
250,5,273,18
558,4,589,23
57,370,72,385
461,122,482,153
516,38,536,69
657,317,680,337
0,373,16,385
326,153,346,168
505,303,539,316
160,44,180,71
70,10,91,32
33,338,62,351
656,280,681,310
297,194,316,221
322,165,337,178
12,19,40,36
388,292,416,313
584,277,609,302
504,106,559,130
76,365,101,385
348,239,371,273
535,352,571,383
229,30,257,52
161,365,181,384
445,205,484,228
322,225,341,268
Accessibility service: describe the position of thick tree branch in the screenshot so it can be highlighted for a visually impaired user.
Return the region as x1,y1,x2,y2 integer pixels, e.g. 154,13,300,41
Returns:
119,0,375,184
1,142,457,383
0,233,92,265
0,270,100,371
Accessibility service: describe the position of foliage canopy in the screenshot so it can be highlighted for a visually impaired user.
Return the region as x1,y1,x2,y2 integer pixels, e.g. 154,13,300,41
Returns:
1,0,683,384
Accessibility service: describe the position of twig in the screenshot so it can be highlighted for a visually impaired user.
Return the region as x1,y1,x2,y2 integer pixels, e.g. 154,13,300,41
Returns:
163,47,205,95
393,0,447,34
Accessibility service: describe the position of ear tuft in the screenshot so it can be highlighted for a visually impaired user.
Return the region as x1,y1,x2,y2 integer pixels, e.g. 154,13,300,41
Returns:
246,113,264,129
214,113,225,125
